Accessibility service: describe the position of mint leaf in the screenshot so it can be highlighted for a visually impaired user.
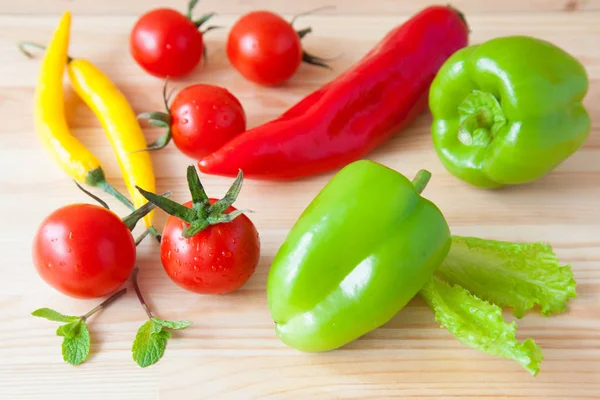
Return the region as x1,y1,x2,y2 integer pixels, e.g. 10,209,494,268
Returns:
132,320,171,368
56,320,82,339
152,318,192,330
32,308,79,323
60,320,90,365
420,276,543,376
439,236,577,318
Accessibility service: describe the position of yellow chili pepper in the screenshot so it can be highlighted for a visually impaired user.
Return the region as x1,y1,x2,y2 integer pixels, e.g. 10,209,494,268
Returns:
31,11,131,207
68,60,156,228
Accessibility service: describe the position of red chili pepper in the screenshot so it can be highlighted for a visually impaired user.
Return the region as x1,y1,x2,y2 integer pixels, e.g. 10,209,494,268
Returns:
198,5,469,180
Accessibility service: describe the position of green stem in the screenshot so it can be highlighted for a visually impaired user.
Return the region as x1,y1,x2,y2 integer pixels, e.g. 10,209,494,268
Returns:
18,41,73,62
122,201,157,231
85,167,134,210
457,108,492,146
132,268,153,319
73,181,110,209
135,229,151,246
81,288,127,322
296,27,312,39
412,170,432,194
290,5,335,25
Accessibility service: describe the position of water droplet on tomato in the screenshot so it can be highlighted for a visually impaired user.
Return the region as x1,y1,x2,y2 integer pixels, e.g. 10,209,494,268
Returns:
75,264,81,272
222,251,232,258
47,263,53,268
195,243,201,252
232,238,238,244
166,43,172,49
211,265,216,271
166,251,172,260
193,276,203,283
175,248,180,253
59,261,65,267
176,259,181,266
50,237,58,243
193,265,198,271
181,118,188,124
178,236,184,241
68,232,74,240
67,248,72,253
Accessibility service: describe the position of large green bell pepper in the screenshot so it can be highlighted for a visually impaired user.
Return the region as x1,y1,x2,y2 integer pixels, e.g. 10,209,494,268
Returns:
429,36,590,188
267,160,451,352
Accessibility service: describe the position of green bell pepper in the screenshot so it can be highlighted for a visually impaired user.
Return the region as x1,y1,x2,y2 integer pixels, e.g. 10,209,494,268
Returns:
267,160,451,352
429,35,590,188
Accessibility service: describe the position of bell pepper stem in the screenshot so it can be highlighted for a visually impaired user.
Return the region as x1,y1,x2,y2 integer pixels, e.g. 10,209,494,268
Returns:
412,170,432,194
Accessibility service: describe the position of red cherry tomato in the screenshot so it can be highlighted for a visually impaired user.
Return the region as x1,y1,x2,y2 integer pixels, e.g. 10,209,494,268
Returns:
32,204,136,299
227,11,303,86
160,200,260,294
170,84,246,159
130,8,204,78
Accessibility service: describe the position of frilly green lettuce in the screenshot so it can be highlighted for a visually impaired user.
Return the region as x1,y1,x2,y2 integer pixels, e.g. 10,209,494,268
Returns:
420,276,543,376
438,236,576,318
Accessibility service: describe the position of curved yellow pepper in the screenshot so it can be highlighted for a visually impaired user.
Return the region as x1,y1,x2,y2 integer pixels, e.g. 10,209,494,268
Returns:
32,11,135,211
68,60,156,228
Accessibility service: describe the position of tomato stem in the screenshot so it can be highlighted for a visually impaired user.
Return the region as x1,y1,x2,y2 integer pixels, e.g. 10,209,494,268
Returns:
121,191,170,231
73,180,110,209
81,288,127,322
290,5,336,26
132,268,154,319
135,229,151,246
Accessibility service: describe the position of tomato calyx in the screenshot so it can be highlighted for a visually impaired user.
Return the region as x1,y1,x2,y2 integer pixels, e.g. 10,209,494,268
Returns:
137,80,174,152
185,0,217,31
291,6,334,70
137,166,249,238
73,177,168,233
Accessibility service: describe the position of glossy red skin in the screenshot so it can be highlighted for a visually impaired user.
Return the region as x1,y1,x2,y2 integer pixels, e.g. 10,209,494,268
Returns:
160,200,260,294
227,11,303,86
200,6,469,180
32,204,136,299
130,8,203,78
170,84,247,160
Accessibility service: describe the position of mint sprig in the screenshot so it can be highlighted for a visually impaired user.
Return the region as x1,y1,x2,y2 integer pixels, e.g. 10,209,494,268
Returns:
32,288,127,366
131,268,191,368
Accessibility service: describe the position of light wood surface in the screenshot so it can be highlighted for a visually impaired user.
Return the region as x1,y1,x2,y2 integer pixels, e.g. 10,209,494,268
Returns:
0,1,599,399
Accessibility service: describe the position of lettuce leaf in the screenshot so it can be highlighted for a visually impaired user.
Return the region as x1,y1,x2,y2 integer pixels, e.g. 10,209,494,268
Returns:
419,276,543,376
438,236,576,318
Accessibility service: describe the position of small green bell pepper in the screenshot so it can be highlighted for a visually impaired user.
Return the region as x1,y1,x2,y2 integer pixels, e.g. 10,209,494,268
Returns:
267,160,451,352
429,35,590,188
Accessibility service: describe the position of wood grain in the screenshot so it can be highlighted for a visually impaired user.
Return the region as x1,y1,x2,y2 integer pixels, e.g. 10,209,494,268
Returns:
0,1,599,399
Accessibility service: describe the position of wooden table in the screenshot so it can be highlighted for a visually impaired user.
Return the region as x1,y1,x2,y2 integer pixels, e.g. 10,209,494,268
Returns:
1,1,599,398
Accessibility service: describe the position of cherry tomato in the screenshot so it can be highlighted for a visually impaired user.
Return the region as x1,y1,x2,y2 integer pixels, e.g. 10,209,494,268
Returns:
32,204,136,299
130,8,204,78
227,11,303,86
160,200,260,294
170,84,246,159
